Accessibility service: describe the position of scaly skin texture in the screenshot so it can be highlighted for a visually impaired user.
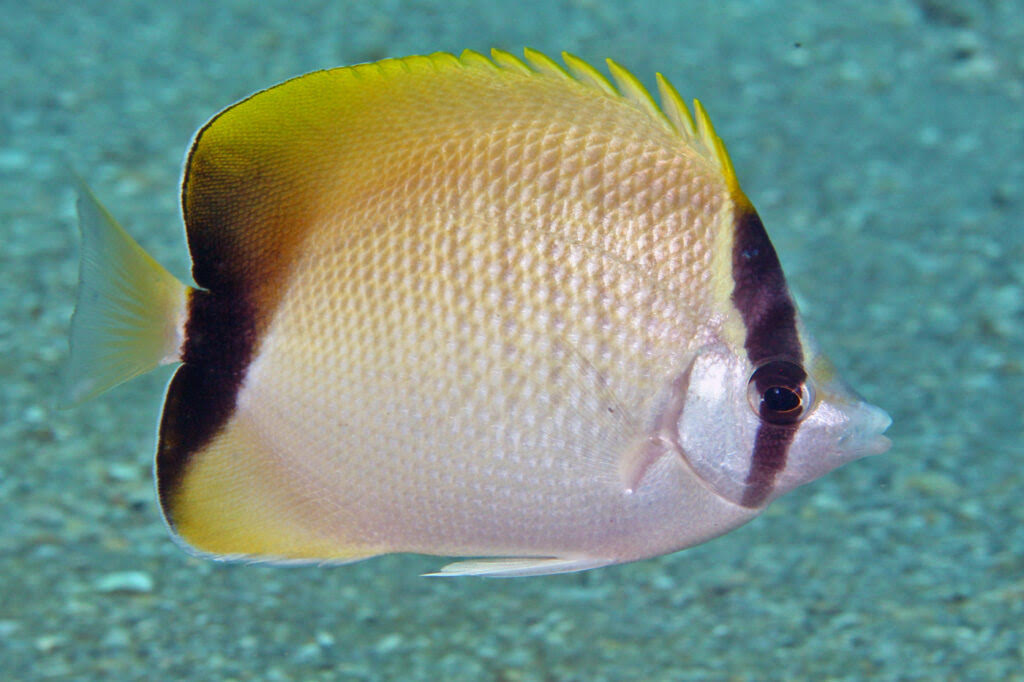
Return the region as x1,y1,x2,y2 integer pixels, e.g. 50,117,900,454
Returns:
166,53,763,566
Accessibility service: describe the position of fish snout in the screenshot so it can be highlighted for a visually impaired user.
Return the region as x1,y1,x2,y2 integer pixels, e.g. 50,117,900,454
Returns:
836,401,892,458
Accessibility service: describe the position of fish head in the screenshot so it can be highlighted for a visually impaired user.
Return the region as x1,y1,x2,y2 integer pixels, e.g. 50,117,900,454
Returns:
675,331,891,509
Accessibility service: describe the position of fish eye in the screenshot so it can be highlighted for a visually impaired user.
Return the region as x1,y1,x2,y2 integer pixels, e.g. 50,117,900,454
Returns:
747,360,813,425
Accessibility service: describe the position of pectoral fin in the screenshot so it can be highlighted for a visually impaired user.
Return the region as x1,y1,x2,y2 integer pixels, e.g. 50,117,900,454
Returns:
618,356,696,492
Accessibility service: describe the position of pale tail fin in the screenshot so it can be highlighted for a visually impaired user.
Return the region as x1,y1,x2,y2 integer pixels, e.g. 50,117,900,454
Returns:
63,180,190,405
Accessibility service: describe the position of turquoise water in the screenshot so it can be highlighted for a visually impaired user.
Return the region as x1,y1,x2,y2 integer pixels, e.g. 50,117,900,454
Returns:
3,1,1021,679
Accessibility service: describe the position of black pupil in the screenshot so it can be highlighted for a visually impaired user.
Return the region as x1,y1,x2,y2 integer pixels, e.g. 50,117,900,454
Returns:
763,385,800,413
749,360,809,425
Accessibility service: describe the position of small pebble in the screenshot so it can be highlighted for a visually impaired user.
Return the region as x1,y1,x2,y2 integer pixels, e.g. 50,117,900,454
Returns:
35,634,64,653
101,627,131,648
374,633,403,655
0,148,29,171
106,463,142,482
94,571,154,594
291,642,322,664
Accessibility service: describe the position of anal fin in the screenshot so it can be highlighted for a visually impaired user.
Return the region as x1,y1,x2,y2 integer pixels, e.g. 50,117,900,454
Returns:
424,556,612,578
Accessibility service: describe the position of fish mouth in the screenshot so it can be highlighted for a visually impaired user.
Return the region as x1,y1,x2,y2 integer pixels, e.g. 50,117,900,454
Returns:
837,401,892,458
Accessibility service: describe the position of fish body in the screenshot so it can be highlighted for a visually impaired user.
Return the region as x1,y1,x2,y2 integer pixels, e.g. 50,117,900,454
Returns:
66,49,891,576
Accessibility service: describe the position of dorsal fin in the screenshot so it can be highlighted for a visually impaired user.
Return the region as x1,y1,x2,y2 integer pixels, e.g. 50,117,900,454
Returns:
485,49,737,183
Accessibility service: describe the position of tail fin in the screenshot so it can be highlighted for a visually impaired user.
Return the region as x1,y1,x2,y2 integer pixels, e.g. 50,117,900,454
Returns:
63,179,190,405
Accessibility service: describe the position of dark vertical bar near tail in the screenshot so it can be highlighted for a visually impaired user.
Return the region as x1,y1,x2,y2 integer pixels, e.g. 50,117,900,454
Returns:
156,287,257,525
730,208,804,508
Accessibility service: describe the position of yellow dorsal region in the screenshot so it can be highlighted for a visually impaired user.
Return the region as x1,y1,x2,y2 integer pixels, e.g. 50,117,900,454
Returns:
182,49,743,314
177,46,752,360
181,49,735,317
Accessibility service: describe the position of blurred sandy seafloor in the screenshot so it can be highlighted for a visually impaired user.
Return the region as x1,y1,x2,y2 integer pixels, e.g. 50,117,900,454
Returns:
1,0,1021,679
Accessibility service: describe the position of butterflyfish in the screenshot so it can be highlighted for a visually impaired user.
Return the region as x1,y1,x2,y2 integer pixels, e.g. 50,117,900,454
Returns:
66,49,892,577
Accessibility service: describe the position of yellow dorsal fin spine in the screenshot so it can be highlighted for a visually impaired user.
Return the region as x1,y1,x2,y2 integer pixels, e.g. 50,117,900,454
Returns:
523,48,571,79
374,56,399,75
561,52,618,96
490,48,534,75
713,127,743,201
606,59,671,132
693,99,716,149
428,52,461,70
692,98,741,197
655,72,698,139
458,49,498,70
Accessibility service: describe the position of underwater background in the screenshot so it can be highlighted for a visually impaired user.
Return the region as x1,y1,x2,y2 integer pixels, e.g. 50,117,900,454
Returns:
2,0,1021,679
